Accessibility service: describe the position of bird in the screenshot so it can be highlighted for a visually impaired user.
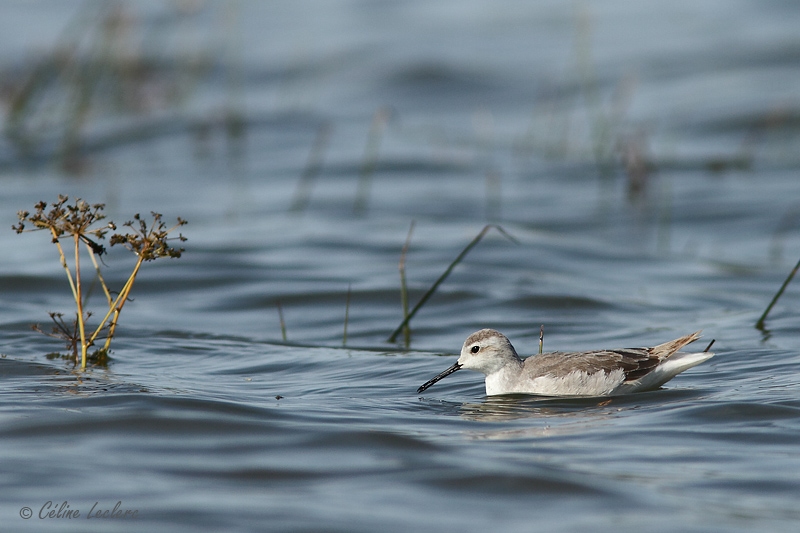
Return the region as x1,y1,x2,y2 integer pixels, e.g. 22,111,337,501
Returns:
417,329,714,396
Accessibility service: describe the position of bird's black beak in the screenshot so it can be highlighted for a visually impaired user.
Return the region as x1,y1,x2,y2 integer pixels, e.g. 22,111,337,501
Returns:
417,362,462,393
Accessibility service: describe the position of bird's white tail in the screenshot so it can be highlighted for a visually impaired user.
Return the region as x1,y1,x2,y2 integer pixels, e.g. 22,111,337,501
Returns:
619,350,714,393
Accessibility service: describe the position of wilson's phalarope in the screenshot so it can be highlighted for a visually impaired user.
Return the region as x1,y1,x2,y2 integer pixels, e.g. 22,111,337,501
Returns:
417,329,714,396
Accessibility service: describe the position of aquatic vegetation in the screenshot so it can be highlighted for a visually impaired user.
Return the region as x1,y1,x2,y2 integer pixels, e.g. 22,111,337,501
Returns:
342,283,352,346
1,2,239,171
538,325,544,354
574,6,618,182
756,256,800,330
290,121,333,213
396,221,416,347
354,107,393,215
388,224,518,344
276,301,288,342
13,195,187,368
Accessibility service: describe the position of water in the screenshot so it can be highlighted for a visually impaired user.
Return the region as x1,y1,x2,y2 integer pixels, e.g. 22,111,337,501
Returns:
2,1,800,531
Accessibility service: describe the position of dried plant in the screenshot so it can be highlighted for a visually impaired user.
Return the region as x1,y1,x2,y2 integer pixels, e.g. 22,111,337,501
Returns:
14,195,187,368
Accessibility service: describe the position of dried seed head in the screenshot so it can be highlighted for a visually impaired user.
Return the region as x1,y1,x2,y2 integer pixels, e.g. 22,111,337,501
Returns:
110,213,187,261
13,196,111,254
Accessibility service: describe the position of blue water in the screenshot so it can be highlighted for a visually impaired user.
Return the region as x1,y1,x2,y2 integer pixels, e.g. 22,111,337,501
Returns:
2,1,800,531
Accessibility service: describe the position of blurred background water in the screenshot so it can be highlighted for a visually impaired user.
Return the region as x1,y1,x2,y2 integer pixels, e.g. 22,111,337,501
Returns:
2,1,800,531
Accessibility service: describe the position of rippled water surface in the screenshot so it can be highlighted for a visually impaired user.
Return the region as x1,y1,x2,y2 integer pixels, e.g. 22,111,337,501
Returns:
2,1,800,531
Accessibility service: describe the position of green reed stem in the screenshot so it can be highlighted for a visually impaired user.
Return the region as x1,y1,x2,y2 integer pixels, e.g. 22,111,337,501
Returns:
291,121,332,213
277,301,287,341
398,221,416,347
354,107,391,216
756,255,800,330
387,224,518,343
575,7,615,181
343,284,352,346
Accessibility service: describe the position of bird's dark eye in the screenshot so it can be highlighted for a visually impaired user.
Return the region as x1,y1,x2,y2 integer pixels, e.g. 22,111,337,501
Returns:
471,345,480,354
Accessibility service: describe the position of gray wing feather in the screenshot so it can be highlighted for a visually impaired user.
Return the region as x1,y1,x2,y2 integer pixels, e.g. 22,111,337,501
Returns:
523,331,702,382
525,349,656,381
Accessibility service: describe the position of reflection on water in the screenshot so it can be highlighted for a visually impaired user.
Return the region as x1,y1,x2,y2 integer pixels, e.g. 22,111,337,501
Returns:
459,394,616,421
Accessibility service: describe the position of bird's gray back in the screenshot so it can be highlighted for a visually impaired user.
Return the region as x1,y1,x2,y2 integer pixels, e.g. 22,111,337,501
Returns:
522,348,660,382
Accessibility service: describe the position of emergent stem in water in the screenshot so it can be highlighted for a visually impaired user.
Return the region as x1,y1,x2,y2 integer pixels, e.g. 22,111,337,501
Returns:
539,325,544,354
85,240,112,307
94,256,145,352
398,221,416,347
756,255,800,330
51,228,79,306
73,234,88,367
387,224,518,343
